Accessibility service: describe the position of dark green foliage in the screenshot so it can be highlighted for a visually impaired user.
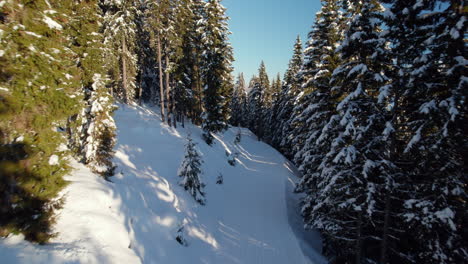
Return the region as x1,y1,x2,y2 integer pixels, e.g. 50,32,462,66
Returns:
178,135,205,205
202,0,234,141
0,0,116,242
230,73,247,127
0,0,81,243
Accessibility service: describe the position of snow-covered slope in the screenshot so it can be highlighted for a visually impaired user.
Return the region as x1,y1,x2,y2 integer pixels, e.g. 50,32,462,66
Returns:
0,105,326,264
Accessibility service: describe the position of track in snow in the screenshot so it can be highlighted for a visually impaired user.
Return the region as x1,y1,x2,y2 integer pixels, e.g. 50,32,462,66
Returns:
0,104,326,264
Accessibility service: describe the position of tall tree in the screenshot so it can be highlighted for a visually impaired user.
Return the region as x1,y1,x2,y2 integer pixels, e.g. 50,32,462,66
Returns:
201,0,234,144
270,36,303,153
290,0,345,173
101,0,139,104
230,73,247,127
304,1,392,262
383,1,468,262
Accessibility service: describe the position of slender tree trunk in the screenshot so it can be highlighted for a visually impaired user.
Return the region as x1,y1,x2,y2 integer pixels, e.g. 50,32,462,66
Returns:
138,75,143,105
380,76,402,263
122,37,128,104
165,55,172,126
171,80,177,128
157,27,165,123
355,210,363,264
380,192,391,264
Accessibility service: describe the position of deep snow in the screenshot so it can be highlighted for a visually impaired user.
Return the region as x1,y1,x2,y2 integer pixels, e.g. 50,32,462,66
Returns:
0,105,326,264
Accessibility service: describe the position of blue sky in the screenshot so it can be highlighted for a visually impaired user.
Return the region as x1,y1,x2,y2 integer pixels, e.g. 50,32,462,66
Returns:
222,0,322,82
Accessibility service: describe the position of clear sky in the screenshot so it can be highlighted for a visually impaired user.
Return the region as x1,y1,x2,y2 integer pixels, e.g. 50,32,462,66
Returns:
222,0,322,82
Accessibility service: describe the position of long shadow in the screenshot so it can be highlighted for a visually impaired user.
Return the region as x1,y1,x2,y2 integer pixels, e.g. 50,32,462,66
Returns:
0,136,58,244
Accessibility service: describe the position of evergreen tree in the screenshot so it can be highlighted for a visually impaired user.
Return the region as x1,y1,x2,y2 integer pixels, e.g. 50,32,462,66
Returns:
230,73,247,127
245,62,270,140
382,1,468,262
303,2,392,262
290,0,344,172
284,36,303,86
246,76,262,139
178,134,205,205
135,1,158,104
201,0,234,144
101,0,139,104
0,0,115,242
68,1,117,177
270,37,303,153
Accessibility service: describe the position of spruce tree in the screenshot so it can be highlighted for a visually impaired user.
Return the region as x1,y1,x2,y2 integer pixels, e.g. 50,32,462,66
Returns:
68,1,117,177
101,0,139,104
201,0,234,144
291,0,344,173
270,37,303,154
384,1,468,262
230,73,247,127
304,2,392,262
178,135,205,205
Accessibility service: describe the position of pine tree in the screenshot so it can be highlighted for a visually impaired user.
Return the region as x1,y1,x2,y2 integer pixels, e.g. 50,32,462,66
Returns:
303,2,392,262
0,0,115,242
383,1,468,262
101,0,139,104
135,1,158,104
270,37,303,153
230,73,247,127
201,0,234,144
284,36,303,86
66,1,117,178
291,0,345,173
245,62,270,140
246,75,262,139
178,135,205,205
74,75,117,177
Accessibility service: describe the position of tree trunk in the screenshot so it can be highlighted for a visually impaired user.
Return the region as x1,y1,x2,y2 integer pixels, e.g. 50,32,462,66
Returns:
157,27,165,123
138,75,143,105
380,192,391,264
165,55,172,127
122,37,128,104
355,210,363,264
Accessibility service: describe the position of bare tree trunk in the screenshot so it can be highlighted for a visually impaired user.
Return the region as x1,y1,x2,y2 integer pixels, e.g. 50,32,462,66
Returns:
122,37,128,104
157,27,165,123
165,56,172,127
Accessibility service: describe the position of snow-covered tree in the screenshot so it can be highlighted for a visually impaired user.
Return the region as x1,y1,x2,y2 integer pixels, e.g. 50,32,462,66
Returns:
304,2,392,262
291,0,345,173
101,0,139,104
230,73,247,127
382,1,468,262
269,37,303,153
75,74,116,177
178,135,205,205
201,0,234,144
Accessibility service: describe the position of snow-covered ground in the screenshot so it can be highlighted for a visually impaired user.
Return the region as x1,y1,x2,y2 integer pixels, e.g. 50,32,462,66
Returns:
0,105,326,264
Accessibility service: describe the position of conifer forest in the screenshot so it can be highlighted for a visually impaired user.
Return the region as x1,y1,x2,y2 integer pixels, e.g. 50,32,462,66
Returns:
0,0,466,264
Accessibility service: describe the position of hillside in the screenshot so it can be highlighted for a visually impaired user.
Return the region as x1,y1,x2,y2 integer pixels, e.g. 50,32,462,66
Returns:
0,105,326,264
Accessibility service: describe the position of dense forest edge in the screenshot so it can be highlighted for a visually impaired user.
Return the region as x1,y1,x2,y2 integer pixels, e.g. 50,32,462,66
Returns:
0,0,466,264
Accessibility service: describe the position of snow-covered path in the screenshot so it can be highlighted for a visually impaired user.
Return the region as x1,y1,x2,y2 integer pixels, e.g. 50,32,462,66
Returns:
0,105,326,264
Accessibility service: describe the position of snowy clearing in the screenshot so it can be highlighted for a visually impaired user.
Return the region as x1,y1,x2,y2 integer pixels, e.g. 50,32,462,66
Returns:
0,105,326,264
